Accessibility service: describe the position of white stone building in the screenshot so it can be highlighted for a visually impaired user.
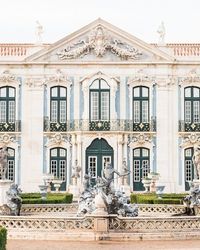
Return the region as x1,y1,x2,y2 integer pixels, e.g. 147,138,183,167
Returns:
0,18,200,193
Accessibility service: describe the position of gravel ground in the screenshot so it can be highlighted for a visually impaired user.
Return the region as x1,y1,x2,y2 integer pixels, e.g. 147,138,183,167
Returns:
7,240,200,250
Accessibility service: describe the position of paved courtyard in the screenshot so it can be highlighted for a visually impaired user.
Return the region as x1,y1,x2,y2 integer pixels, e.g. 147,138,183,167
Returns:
7,240,200,250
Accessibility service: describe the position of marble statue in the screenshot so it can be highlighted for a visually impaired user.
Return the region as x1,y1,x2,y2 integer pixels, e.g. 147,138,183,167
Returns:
71,160,81,185
35,20,44,44
6,184,22,216
77,162,138,217
157,21,165,45
192,146,200,179
0,147,9,180
183,183,200,215
121,159,130,185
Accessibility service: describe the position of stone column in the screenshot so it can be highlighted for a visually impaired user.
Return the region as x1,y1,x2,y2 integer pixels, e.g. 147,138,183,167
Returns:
77,134,82,185
110,79,118,122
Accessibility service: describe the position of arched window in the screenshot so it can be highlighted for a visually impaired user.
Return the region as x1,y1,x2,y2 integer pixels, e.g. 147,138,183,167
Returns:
133,147,150,191
0,87,16,131
133,86,149,131
184,87,200,131
89,79,110,130
50,147,67,191
50,86,67,131
184,147,194,191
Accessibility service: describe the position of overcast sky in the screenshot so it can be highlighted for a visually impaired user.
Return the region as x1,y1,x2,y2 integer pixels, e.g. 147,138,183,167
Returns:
0,0,200,43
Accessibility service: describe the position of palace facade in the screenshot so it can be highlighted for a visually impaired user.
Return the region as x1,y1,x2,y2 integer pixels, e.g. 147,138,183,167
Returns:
0,18,200,193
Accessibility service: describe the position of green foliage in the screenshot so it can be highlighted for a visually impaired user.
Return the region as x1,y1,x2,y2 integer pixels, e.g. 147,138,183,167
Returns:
0,227,7,250
21,193,73,204
130,193,185,205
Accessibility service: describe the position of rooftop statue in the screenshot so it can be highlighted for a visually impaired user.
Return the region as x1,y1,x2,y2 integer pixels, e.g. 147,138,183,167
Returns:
35,20,44,44
0,147,9,180
157,21,166,45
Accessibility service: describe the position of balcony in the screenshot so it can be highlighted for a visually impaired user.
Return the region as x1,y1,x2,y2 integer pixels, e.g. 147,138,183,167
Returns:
179,120,200,132
0,120,21,132
44,117,156,132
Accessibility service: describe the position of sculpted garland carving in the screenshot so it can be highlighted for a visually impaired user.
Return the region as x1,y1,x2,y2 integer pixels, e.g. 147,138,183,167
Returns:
57,25,142,60
180,69,200,86
0,70,19,85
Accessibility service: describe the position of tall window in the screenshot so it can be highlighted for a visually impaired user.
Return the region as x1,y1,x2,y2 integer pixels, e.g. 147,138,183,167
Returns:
133,86,149,131
0,147,15,181
50,147,67,191
185,147,194,191
50,86,67,131
184,87,200,131
90,79,110,121
0,87,15,131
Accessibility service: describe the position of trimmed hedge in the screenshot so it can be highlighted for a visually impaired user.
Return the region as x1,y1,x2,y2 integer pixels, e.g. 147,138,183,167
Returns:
130,193,187,205
21,193,73,204
0,227,7,250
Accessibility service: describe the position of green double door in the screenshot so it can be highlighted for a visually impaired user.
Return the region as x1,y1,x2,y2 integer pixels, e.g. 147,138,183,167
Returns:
133,148,150,191
86,138,113,185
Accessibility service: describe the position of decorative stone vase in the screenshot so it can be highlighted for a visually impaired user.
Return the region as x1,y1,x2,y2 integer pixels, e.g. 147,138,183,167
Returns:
43,173,55,192
148,173,160,192
52,179,63,192
156,185,165,199
38,184,48,200
142,178,151,192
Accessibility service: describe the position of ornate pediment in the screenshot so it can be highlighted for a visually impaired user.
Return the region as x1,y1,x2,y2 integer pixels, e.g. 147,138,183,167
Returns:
25,18,174,63
57,25,142,60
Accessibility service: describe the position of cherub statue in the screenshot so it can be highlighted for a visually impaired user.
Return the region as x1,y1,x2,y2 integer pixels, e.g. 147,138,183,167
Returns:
71,160,81,185
121,159,130,185
192,146,200,179
0,147,9,180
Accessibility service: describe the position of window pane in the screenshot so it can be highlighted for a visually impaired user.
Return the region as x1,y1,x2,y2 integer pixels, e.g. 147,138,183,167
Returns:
185,88,191,97
88,156,97,178
133,101,140,123
185,101,191,123
9,88,15,97
50,160,57,177
185,160,192,181
60,101,66,123
60,148,66,157
0,101,6,122
60,87,66,97
8,160,14,181
51,101,57,122
91,92,99,120
133,160,140,182
193,88,200,97
185,149,192,157
142,87,148,97
193,101,200,122
8,101,15,123
8,148,15,157
90,80,99,89
0,88,6,97
133,87,140,97
142,101,148,123
100,79,109,89
59,160,66,181
51,149,57,157
134,148,140,157
51,87,58,97
142,149,149,157
101,92,109,120
142,160,149,178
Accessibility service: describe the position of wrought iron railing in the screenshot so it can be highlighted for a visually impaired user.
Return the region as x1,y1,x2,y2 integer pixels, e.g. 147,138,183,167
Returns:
179,120,200,132
44,117,156,132
0,120,21,132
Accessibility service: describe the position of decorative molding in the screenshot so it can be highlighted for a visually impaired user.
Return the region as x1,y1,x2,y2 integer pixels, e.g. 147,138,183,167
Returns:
127,69,154,86
25,77,44,88
180,69,200,86
0,70,19,85
45,133,71,147
180,133,200,148
128,133,153,149
44,69,72,86
154,76,176,88
0,134,16,145
57,25,142,60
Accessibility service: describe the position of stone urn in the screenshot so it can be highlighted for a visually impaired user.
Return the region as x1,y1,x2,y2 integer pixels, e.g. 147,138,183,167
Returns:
148,172,160,192
52,179,63,192
43,173,55,192
142,178,151,192
156,185,165,199
38,184,48,200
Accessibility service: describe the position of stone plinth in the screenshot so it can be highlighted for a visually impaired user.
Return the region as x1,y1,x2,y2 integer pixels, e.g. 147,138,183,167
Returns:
68,185,80,200
0,180,12,206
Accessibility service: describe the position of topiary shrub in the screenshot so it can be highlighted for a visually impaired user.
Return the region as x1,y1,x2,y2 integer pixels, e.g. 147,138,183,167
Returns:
0,227,7,250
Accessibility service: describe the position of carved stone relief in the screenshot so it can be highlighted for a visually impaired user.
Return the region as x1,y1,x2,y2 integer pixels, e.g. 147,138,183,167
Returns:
0,70,19,85
57,25,142,60
180,133,200,148
180,69,200,86
45,133,71,147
